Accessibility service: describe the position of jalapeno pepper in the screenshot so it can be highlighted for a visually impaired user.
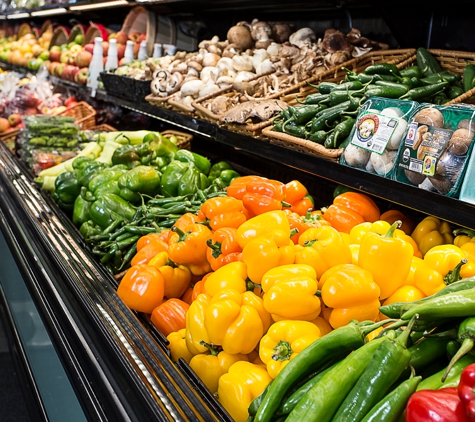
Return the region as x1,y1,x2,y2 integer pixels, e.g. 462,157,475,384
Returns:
324,117,356,149
400,81,450,100
364,62,401,76
463,60,475,92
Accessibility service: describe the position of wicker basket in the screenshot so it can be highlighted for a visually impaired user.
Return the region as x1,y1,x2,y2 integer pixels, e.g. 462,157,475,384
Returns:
101,72,151,102
262,126,344,160
59,101,97,129
0,128,20,153
145,93,178,111
121,6,157,57
161,129,192,150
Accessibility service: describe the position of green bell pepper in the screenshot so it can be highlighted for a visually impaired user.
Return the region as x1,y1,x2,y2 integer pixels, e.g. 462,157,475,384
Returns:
79,220,102,239
88,165,128,193
211,169,240,188
72,156,95,171
117,165,161,203
73,195,92,226
174,149,211,176
159,161,189,197
208,161,234,180
77,161,106,187
177,163,210,196
54,171,81,205
90,193,137,229
144,132,178,159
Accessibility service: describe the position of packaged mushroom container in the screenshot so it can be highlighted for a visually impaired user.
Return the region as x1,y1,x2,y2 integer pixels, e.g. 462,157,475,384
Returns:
340,97,417,178
393,103,475,197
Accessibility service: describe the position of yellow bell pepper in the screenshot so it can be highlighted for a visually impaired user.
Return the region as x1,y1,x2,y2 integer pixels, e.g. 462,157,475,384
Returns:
204,261,249,296
259,320,321,379
185,293,212,355
236,210,290,249
454,228,475,262
402,256,425,287
242,230,295,284
350,220,392,244
349,244,360,265
148,251,191,299
358,221,414,300
261,264,321,322
189,346,248,394
217,361,272,422
379,285,426,321
411,216,454,256
351,220,422,258
204,289,271,354
414,244,475,296
320,263,381,329
294,226,352,279
310,316,333,336
167,328,194,364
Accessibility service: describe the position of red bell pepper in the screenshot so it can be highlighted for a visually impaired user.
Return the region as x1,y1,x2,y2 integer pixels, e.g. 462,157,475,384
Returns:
458,363,475,421
406,388,469,422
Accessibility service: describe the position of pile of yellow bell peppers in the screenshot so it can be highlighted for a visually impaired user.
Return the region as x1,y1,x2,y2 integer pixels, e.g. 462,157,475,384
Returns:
115,176,475,422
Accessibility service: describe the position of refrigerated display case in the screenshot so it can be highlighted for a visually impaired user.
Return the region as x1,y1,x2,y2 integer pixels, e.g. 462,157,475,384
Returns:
1,1,475,420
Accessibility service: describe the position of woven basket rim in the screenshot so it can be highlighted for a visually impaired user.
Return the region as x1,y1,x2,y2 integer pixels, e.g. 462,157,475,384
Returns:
167,97,195,114
262,126,343,159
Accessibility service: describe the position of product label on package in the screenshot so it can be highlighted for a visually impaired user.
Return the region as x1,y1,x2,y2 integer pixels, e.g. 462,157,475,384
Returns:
350,111,399,154
398,122,453,176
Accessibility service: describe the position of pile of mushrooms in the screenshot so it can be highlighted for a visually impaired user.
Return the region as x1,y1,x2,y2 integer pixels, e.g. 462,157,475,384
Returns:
147,19,389,115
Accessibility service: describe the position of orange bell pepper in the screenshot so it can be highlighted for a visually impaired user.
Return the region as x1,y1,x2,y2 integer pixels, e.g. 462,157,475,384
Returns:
150,298,189,337
283,209,330,244
295,225,353,279
180,285,194,305
322,192,380,233
117,264,165,314
168,218,213,276
131,236,169,266
332,192,381,222
228,176,287,216
136,230,173,251
380,209,416,236
206,227,243,271
226,175,267,200
282,180,315,216
197,196,248,231
148,251,191,299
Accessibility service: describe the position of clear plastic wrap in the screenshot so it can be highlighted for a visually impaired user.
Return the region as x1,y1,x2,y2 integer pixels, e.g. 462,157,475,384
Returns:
393,103,475,197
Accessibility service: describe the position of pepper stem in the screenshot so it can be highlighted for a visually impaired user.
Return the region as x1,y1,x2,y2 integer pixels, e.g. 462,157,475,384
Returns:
206,239,222,259
442,337,474,382
453,228,475,238
199,340,222,356
272,340,293,361
444,258,468,285
171,226,190,242
395,314,418,347
358,319,399,338
385,220,402,238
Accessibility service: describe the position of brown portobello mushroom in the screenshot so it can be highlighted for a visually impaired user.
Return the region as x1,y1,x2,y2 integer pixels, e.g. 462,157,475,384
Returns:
446,128,474,156
413,107,444,127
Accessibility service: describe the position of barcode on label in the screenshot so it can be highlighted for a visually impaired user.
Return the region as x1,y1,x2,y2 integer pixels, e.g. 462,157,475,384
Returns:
409,162,422,173
372,143,385,154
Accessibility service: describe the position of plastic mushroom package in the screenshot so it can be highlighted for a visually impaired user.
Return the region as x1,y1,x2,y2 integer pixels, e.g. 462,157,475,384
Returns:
393,103,475,197
340,97,418,177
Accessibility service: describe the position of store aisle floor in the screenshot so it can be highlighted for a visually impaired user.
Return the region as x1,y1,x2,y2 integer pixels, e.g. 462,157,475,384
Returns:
0,314,33,422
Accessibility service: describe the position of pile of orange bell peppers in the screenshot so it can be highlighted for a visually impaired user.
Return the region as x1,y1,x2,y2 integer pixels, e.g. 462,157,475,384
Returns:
114,175,475,422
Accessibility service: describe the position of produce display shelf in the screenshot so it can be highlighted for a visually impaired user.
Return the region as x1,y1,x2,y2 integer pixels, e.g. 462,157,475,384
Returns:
41,72,475,230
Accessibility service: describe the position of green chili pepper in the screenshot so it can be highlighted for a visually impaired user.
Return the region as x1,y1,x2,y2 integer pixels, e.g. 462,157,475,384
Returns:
364,63,401,76
399,80,450,101
254,320,392,422
417,47,442,75
331,80,364,91
380,277,475,319
400,65,423,79
282,121,307,138
327,89,363,107
446,85,464,99
290,104,326,124
308,129,332,144
417,354,475,391
324,117,356,149
302,93,330,105
309,101,351,133
248,381,273,417
360,372,421,422
463,61,475,92
441,317,475,382
408,336,452,372
331,316,416,422
364,84,409,99
317,82,338,94
284,335,390,422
